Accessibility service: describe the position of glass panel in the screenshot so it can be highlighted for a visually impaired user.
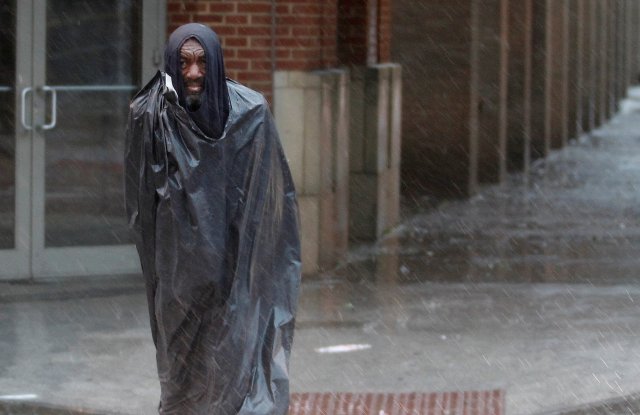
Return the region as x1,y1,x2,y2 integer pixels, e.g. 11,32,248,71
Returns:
0,1,16,249
44,0,141,247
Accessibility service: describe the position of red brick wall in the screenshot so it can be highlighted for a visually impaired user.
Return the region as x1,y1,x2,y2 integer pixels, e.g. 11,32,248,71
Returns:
167,0,339,99
276,1,338,71
378,0,392,62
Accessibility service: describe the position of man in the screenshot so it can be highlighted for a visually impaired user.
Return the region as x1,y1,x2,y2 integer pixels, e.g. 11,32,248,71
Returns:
125,23,301,414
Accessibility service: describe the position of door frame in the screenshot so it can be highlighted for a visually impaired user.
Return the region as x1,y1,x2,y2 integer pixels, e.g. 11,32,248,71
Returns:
0,0,34,280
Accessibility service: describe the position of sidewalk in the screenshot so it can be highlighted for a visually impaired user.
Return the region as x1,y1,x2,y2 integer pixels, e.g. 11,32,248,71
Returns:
3,92,640,414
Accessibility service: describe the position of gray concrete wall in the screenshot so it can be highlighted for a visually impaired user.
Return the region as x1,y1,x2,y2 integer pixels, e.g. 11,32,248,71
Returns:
275,64,403,271
274,69,350,275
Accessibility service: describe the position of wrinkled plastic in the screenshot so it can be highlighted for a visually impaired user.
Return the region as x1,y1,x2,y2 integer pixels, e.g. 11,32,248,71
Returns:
124,71,301,414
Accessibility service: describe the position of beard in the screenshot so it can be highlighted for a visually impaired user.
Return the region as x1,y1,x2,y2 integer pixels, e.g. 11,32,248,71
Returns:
185,93,202,111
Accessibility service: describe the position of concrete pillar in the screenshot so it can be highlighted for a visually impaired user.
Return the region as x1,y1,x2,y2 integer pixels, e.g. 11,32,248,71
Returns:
621,1,628,101
625,0,634,88
609,0,620,115
568,0,580,141
605,0,613,119
575,0,586,138
473,0,509,184
587,0,598,131
624,1,630,90
547,0,566,150
636,0,640,82
561,0,572,145
507,0,533,173
628,0,640,85
585,0,593,126
349,64,402,241
597,0,608,126
581,0,595,135
319,71,350,268
531,0,550,159
499,0,510,180
620,0,625,99
274,69,350,275
636,0,639,80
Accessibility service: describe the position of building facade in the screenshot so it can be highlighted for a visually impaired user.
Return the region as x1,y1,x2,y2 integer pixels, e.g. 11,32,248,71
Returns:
2,0,638,280
0,0,400,279
394,0,640,197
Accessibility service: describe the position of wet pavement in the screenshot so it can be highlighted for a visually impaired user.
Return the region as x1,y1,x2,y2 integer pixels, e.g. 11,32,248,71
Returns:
4,92,640,414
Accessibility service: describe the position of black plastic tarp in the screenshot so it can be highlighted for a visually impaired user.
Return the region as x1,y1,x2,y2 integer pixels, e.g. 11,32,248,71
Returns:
125,71,301,414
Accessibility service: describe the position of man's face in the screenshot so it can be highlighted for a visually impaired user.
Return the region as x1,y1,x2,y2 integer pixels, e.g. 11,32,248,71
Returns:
180,38,206,111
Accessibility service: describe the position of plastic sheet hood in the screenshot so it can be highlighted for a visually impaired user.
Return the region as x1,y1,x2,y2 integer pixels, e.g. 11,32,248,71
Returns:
164,23,230,139
125,71,301,414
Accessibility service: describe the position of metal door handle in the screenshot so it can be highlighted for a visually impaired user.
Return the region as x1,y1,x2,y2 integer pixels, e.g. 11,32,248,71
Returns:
41,86,57,130
20,87,33,130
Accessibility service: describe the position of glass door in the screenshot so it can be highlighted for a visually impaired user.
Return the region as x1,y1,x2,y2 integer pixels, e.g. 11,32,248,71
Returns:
32,0,143,277
1,0,165,279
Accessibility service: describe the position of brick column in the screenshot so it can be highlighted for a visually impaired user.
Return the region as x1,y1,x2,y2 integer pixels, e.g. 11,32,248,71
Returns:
598,1,609,125
394,0,516,196
546,0,566,150
473,0,509,184
562,0,572,145
631,0,636,81
590,0,600,127
378,0,392,62
338,0,392,65
608,0,618,116
507,0,533,173
393,0,476,197
632,0,640,83
617,0,623,106
574,0,586,138
616,0,625,103
625,0,634,87
530,0,549,159
337,0,369,65
618,0,628,103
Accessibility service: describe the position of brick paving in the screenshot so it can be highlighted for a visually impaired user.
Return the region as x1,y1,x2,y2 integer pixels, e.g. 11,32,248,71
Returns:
289,390,505,415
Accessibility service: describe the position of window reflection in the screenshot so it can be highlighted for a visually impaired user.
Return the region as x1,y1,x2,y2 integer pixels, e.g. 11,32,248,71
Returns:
44,0,141,247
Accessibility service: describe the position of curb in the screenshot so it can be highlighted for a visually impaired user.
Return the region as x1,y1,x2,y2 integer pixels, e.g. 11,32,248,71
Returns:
538,393,640,415
0,401,121,415
0,274,144,304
